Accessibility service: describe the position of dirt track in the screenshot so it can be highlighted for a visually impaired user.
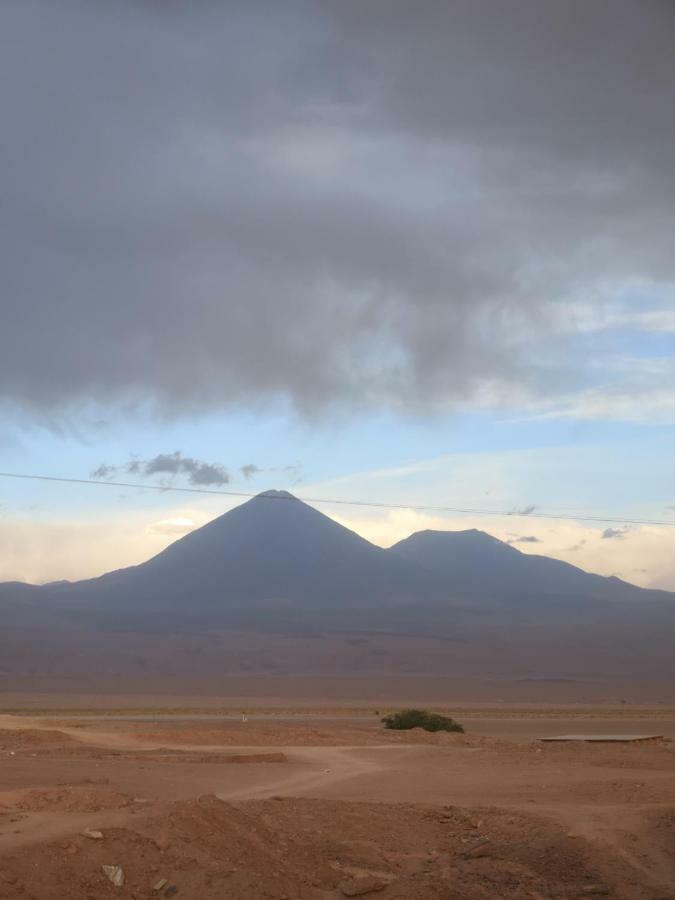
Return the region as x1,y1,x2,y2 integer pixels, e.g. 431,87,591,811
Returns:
0,712,674,898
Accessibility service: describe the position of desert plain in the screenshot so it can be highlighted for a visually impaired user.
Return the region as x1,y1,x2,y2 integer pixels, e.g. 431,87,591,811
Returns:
0,684,673,900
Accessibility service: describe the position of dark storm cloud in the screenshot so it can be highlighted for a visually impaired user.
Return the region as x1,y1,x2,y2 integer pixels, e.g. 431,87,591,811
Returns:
93,453,230,486
1,1,675,418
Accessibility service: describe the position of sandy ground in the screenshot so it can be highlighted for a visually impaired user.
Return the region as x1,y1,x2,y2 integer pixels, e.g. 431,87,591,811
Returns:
0,710,673,899
2,674,674,708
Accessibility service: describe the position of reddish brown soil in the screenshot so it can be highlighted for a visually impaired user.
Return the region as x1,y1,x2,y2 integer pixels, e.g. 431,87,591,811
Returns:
131,724,479,748
0,713,673,899
0,728,80,751
0,787,133,814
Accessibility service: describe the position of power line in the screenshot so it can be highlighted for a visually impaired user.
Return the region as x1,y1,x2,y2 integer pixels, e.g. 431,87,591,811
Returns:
1,469,674,528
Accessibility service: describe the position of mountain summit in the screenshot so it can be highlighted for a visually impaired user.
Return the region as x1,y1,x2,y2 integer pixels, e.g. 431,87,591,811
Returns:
388,528,635,601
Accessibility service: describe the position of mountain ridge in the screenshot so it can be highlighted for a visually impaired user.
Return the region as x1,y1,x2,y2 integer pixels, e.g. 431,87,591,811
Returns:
2,491,674,684
2,491,666,607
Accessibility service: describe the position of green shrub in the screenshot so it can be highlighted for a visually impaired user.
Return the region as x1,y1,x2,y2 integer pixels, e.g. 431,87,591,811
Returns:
381,708,464,733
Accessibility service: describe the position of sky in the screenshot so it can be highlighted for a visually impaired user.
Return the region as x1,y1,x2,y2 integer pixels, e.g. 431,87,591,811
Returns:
1,0,674,588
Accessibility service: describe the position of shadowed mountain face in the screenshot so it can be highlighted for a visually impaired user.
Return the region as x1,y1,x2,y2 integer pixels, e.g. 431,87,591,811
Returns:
62,491,439,611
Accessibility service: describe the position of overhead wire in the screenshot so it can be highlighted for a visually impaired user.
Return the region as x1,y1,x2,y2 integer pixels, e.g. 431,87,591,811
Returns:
0,470,674,528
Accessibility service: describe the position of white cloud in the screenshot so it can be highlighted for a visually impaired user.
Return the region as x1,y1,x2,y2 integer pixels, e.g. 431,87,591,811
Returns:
531,387,675,425
146,517,196,536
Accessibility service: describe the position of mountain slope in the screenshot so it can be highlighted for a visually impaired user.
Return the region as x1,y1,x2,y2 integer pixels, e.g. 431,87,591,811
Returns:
388,528,642,602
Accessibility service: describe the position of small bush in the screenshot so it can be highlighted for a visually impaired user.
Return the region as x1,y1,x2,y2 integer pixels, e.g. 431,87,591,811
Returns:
381,708,464,733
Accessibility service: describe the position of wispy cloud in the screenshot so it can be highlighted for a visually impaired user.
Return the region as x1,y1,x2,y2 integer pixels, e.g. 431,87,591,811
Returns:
562,302,675,336
566,539,587,552
146,517,196,536
601,526,630,540
240,464,262,481
529,385,675,425
509,505,537,516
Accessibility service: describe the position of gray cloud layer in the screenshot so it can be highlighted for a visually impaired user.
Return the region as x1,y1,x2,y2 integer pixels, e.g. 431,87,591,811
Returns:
1,1,674,418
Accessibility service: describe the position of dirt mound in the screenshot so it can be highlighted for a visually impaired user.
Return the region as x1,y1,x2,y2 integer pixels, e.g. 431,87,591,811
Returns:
1,795,662,899
1,786,133,813
0,729,78,751
251,798,614,898
0,796,330,900
226,752,287,763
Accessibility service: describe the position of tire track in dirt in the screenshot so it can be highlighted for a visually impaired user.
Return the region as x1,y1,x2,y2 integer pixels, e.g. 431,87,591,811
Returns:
216,746,394,802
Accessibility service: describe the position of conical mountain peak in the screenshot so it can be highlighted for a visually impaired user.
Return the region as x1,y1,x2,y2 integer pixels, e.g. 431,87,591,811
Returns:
254,489,297,500
78,486,424,610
